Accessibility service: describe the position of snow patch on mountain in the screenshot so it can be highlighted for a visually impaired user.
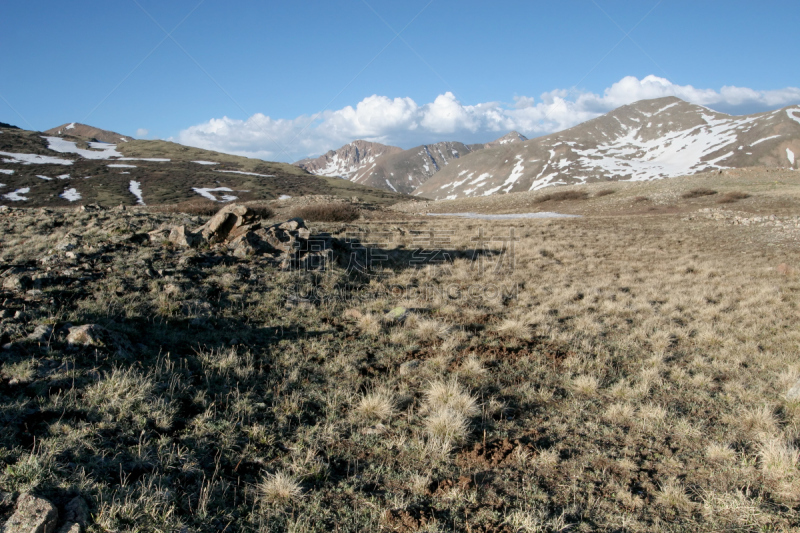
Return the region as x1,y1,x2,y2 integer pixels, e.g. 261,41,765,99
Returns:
1,152,74,165
193,187,240,202
45,137,123,159
216,170,275,177
129,181,145,205
60,188,81,202
751,135,782,146
3,187,30,201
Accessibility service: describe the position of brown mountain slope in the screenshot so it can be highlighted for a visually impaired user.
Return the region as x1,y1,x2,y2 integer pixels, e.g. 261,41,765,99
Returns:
295,140,402,179
415,97,800,199
349,141,475,194
45,122,132,144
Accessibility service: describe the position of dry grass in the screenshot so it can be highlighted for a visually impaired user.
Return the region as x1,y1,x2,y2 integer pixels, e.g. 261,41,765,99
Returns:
3,180,800,530
258,471,304,506
355,388,396,423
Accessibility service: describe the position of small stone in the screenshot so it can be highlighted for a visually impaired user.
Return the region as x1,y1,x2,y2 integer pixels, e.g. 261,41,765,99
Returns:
168,226,201,248
3,493,58,533
147,228,170,243
57,522,81,533
384,306,407,323
27,324,53,344
3,275,31,292
66,324,106,347
0,490,14,507
399,360,421,375
787,378,800,401
63,496,89,527
279,218,302,232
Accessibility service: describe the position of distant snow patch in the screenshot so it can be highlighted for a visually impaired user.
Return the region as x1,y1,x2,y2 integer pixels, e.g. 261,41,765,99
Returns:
192,187,238,202
788,148,796,166
129,181,145,205
120,158,170,162
66,123,75,130
57,174,70,179
0,169,13,175
60,188,81,202
45,137,123,159
278,194,292,200
653,102,680,115
3,187,30,201
192,161,219,165
385,179,397,192
36,175,53,181
0,151,74,165
215,170,274,177
427,212,580,220
787,108,800,126
750,135,782,146
108,164,137,168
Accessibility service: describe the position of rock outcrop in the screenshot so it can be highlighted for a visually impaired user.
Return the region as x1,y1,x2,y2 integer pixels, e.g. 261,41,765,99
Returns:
154,204,335,270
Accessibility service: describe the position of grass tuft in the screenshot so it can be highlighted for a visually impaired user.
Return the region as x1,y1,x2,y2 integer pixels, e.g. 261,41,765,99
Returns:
258,471,304,506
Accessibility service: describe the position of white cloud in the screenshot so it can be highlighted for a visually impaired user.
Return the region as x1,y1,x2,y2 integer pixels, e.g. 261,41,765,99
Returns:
136,128,149,138
176,75,800,163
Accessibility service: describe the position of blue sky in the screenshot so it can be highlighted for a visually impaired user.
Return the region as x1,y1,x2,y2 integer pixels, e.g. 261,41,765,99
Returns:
2,1,799,162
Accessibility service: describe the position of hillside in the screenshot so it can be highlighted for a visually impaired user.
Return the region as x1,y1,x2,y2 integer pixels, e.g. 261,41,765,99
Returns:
0,128,411,207
44,122,132,144
416,97,800,199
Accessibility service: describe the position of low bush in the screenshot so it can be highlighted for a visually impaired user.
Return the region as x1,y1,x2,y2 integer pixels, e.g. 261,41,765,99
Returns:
594,189,616,197
291,202,360,222
681,188,718,199
533,190,589,203
717,191,751,204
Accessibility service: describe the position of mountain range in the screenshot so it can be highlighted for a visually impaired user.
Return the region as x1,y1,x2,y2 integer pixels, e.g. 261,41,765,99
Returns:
4,97,800,207
295,132,528,194
295,98,800,199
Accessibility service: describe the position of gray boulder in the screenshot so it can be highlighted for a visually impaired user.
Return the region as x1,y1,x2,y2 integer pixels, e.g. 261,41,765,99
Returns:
200,204,256,243
168,226,201,248
2,493,58,533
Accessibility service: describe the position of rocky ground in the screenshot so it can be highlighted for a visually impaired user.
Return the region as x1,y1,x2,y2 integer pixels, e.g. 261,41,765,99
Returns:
2,177,800,531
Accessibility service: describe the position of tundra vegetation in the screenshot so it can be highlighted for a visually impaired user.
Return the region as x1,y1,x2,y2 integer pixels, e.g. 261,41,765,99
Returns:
1,170,800,532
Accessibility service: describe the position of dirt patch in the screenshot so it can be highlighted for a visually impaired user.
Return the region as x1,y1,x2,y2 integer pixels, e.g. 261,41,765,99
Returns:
381,505,438,532
457,434,546,469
